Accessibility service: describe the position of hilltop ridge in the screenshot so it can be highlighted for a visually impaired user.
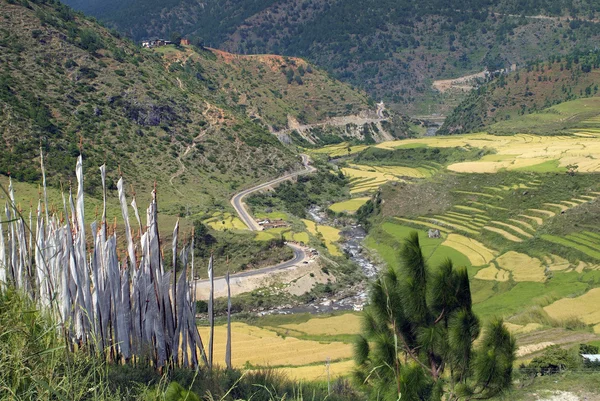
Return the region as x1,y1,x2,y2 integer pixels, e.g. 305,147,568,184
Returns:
0,0,391,213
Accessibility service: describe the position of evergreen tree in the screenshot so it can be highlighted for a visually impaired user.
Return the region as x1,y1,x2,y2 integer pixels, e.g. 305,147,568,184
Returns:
354,232,515,401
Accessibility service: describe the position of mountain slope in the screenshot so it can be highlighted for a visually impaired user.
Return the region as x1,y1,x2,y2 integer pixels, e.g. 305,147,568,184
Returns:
439,49,600,135
0,0,379,213
61,0,600,115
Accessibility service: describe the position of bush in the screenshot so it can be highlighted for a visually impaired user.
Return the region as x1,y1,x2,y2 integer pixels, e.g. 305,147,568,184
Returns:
79,28,103,53
527,345,580,376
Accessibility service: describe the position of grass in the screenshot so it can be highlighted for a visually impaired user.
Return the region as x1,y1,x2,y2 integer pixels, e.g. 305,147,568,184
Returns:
368,222,472,270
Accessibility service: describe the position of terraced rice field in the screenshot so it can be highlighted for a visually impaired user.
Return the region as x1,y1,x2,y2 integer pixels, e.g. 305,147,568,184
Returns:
328,197,370,214
442,234,496,266
302,219,342,256
374,133,600,173
495,251,547,282
204,212,248,231
542,232,600,259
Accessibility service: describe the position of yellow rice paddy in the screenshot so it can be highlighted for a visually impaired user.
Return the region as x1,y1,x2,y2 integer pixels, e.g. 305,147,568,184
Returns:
495,251,546,282
198,323,353,368
276,359,355,381
280,314,362,336
474,266,510,282
544,288,600,331
374,133,600,173
302,219,342,256
329,197,370,214
442,234,496,266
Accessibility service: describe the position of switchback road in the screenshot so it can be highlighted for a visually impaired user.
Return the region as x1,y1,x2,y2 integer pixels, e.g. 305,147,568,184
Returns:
194,154,317,295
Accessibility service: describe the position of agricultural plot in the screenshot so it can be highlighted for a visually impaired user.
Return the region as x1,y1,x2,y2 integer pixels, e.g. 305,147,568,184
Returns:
302,219,342,256
279,313,362,336
310,143,369,158
328,197,370,214
541,233,600,260
204,212,248,231
198,323,353,368
374,133,600,174
442,234,496,266
544,288,600,333
341,163,432,194
495,251,547,282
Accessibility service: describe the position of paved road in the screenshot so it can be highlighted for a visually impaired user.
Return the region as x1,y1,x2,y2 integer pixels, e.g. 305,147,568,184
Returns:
231,154,316,231
195,155,317,290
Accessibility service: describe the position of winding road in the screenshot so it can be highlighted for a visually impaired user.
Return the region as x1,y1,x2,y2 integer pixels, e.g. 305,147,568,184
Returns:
194,154,317,297
231,154,316,231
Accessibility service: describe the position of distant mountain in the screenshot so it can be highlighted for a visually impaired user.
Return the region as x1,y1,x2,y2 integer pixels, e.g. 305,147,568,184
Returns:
439,49,600,135
0,0,387,212
61,0,600,115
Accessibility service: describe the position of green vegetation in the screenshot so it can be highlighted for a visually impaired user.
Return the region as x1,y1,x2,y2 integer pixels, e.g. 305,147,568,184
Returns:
441,50,600,135
354,146,490,167
0,288,359,400
64,0,600,114
355,232,515,400
247,167,349,218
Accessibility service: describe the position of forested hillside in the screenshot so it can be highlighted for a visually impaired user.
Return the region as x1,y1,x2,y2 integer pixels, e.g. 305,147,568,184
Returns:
62,0,600,114
0,0,380,212
440,48,600,135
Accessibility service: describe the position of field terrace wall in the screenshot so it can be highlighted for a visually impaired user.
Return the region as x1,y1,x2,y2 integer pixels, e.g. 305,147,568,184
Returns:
0,153,210,369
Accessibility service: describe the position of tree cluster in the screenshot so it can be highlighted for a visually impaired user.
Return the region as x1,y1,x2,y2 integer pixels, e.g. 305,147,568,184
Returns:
355,232,515,401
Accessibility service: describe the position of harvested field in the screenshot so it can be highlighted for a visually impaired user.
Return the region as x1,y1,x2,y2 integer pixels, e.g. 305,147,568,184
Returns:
275,359,354,381
302,219,342,256
280,314,362,336
495,251,546,282
489,221,533,238
544,288,600,329
483,226,523,242
329,197,370,214
475,266,510,281
442,234,496,266
198,323,353,368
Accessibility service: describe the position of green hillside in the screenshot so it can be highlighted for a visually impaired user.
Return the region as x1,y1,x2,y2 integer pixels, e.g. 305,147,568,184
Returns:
0,0,379,214
62,0,600,114
440,49,600,135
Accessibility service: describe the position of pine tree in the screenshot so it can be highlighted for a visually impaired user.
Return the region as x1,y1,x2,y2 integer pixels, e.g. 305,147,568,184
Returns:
354,232,515,401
